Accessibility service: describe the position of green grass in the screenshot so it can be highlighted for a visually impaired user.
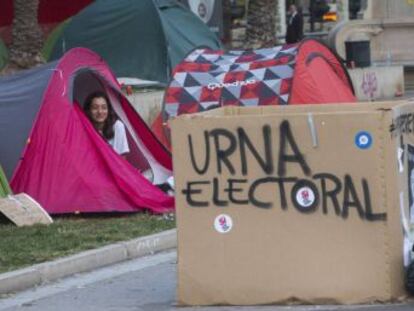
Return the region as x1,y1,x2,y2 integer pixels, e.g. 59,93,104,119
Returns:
0,212,175,273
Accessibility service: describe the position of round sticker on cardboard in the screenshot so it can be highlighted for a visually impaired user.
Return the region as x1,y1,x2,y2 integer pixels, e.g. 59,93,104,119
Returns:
291,180,319,213
214,214,233,234
355,131,372,149
295,187,316,208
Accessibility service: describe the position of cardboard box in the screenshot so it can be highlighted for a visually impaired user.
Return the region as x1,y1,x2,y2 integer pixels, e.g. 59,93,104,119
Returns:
171,100,414,306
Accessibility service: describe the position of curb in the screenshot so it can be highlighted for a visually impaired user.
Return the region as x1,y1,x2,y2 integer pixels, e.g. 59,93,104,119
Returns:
0,229,177,295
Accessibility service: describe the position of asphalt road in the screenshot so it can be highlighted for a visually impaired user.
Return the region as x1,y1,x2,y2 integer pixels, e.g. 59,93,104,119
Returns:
1,250,414,311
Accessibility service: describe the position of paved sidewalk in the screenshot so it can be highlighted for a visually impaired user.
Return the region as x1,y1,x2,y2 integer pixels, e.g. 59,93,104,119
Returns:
0,229,177,296
2,251,414,311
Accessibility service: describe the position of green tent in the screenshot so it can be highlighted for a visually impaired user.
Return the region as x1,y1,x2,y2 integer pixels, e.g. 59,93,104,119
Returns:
44,0,222,84
0,38,9,71
42,19,71,62
0,165,12,198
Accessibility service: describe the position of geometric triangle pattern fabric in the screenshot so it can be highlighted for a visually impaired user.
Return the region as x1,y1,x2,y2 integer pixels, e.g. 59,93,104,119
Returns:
163,44,299,120
185,86,203,100
221,87,242,105
184,74,202,87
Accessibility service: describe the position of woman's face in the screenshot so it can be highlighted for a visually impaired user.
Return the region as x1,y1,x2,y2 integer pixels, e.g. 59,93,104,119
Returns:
89,97,108,125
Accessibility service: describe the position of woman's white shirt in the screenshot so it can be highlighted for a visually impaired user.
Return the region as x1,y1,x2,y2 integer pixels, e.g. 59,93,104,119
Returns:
108,120,130,155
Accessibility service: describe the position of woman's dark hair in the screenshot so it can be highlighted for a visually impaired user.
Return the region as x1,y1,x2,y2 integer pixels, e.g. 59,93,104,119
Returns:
84,91,116,141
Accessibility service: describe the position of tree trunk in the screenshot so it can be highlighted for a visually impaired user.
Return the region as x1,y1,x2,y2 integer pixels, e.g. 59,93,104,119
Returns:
9,0,44,69
245,0,279,49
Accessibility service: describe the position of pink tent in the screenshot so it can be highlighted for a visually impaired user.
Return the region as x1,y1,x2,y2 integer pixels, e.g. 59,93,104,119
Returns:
0,48,174,214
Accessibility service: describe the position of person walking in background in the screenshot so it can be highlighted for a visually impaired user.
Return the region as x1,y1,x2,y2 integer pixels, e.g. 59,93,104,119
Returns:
285,4,303,44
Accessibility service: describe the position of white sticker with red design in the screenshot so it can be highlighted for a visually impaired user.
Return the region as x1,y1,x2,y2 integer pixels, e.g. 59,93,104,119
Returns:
214,214,233,234
295,187,316,208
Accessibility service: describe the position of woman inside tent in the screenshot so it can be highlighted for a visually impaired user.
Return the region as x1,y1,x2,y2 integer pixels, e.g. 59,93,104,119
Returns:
83,91,130,157
83,90,174,194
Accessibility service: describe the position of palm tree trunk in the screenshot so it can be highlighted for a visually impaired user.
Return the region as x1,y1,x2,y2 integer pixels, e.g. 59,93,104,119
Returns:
245,0,279,49
9,0,44,68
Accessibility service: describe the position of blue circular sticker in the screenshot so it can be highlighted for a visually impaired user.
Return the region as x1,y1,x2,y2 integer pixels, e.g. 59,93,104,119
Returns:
355,131,372,149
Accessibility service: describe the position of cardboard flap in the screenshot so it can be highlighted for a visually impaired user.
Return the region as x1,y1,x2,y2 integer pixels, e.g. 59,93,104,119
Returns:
173,100,409,122
0,193,53,226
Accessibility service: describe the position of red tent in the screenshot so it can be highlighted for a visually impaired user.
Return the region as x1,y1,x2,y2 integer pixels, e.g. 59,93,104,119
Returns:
0,48,173,214
153,39,356,148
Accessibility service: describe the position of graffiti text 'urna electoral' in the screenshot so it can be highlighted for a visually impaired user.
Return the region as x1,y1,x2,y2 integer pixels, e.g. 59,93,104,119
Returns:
182,120,386,222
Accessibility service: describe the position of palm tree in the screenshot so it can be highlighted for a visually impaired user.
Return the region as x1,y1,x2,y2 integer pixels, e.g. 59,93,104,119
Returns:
9,0,44,69
245,0,279,49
